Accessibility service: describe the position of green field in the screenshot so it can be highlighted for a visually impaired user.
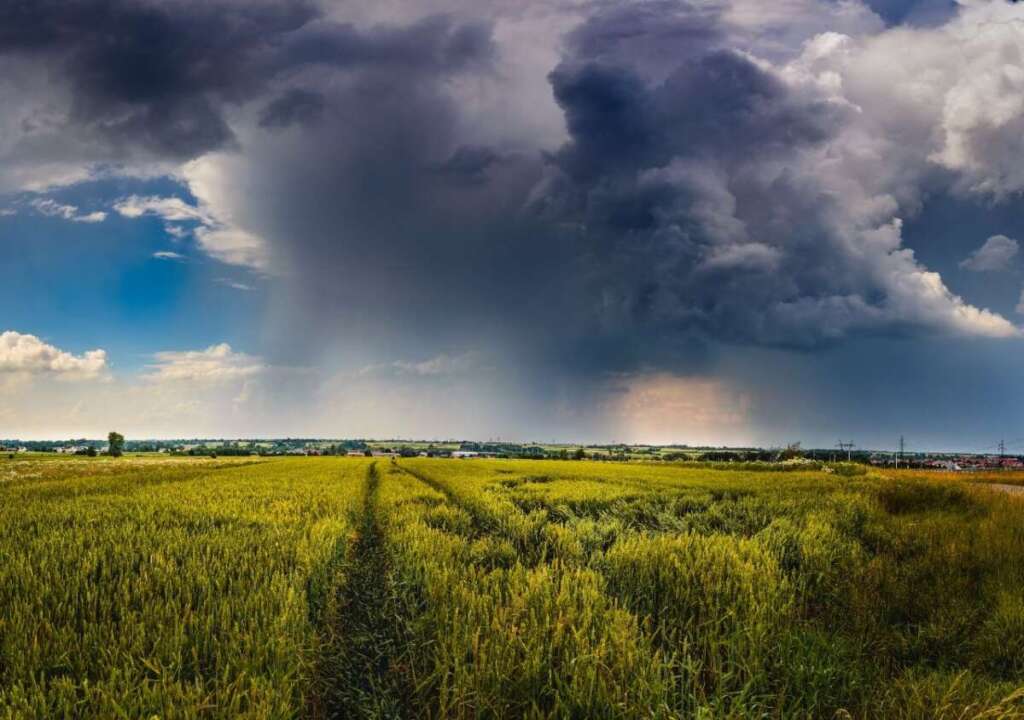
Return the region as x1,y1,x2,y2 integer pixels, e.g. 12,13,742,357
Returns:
2,456,1024,719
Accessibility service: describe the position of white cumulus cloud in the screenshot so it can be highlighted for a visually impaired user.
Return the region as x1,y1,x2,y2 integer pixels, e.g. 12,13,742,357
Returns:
142,343,265,383
113,195,209,222
0,331,107,379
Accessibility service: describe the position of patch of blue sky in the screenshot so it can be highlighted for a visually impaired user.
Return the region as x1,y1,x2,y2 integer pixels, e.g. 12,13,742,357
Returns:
0,176,265,373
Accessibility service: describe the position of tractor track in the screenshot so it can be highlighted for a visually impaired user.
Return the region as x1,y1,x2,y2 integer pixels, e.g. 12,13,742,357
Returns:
312,462,416,720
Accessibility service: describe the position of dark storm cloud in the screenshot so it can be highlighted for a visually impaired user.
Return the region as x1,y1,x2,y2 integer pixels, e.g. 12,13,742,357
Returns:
252,1,875,377
549,49,836,183
229,0,1013,380
431,146,502,186
259,89,325,129
0,0,316,157
279,15,495,72
537,23,855,353
0,0,494,159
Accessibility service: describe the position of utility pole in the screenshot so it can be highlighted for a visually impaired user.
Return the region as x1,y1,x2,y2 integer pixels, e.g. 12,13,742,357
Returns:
897,435,904,469
837,440,855,463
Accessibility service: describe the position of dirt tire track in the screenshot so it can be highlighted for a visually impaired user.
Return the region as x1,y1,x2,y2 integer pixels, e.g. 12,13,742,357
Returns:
312,462,416,720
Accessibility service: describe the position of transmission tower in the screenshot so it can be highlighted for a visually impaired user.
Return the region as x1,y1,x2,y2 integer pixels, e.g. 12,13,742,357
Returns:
836,440,855,462
896,435,904,469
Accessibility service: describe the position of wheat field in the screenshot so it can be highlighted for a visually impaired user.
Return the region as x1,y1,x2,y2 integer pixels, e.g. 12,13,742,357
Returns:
2,455,1024,719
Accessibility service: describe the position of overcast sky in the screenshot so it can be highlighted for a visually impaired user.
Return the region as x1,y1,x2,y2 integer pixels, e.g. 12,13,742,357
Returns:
2,0,1024,451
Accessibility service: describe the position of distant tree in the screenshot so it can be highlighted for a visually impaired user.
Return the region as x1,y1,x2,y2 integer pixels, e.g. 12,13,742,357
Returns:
86,447,97,457
573,447,587,460
107,432,125,458
779,442,803,461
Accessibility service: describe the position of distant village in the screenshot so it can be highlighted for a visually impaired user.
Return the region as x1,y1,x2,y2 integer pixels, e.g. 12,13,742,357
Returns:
0,438,574,460
865,453,1024,472
2,437,1024,470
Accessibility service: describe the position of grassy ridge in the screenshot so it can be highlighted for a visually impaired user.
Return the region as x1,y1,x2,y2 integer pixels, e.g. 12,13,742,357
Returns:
2,456,1024,718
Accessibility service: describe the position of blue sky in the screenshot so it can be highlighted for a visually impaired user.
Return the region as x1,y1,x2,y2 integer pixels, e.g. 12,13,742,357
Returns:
0,177,266,373
2,0,1024,451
